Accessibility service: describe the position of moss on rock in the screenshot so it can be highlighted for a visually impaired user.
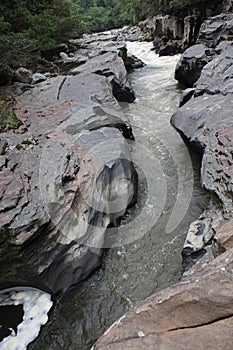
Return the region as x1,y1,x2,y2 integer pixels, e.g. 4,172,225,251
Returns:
0,93,21,132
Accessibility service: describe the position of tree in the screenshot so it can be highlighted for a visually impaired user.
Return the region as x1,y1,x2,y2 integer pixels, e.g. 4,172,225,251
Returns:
0,0,84,71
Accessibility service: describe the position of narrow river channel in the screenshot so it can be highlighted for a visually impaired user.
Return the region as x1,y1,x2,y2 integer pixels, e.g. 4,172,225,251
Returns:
25,41,210,350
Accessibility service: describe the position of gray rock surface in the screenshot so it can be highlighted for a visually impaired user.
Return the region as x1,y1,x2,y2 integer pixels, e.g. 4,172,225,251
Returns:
0,34,138,294
195,41,233,95
197,12,233,47
116,26,152,42
172,76,233,219
72,51,135,102
31,73,47,85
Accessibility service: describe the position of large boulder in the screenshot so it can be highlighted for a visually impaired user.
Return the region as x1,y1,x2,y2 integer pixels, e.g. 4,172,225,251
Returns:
174,44,214,87
14,67,33,84
93,246,233,350
71,51,135,102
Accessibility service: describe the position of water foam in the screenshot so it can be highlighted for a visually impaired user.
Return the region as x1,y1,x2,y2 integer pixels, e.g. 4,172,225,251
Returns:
0,287,53,350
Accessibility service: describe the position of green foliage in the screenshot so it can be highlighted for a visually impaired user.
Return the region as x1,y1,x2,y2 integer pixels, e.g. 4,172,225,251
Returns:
0,0,224,75
158,0,222,14
0,16,11,33
110,0,150,27
0,94,22,131
0,33,39,68
0,0,84,71
81,5,112,32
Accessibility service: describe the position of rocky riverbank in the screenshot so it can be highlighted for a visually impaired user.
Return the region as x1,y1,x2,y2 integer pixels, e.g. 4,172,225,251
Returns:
0,30,148,294
1,8,233,349
172,12,233,265
139,0,232,56
92,12,233,350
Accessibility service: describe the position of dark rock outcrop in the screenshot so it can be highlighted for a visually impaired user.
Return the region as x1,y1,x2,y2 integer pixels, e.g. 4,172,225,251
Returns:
139,4,231,56
175,44,214,86
140,15,183,42
197,12,233,47
158,40,181,56
0,34,138,294
175,13,233,87
140,15,184,55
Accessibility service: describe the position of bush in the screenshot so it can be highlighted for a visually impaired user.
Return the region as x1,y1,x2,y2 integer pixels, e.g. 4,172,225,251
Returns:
0,33,39,69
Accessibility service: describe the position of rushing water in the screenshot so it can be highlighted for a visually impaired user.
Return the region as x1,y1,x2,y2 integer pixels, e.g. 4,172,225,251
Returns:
4,42,210,350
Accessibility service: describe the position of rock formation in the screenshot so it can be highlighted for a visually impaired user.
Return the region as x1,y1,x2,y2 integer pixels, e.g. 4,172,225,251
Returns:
93,242,233,350
139,2,233,56
93,11,233,350
0,32,139,294
172,13,233,259
175,13,233,86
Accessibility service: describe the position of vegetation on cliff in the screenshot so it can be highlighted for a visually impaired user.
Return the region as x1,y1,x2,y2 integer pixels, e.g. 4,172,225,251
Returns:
0,0,225,72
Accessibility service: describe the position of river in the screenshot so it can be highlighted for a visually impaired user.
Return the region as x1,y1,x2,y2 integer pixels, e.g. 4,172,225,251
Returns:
1,41,210,350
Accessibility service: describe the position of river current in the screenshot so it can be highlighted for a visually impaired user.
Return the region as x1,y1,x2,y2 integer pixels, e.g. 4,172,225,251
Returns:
1,42,210,350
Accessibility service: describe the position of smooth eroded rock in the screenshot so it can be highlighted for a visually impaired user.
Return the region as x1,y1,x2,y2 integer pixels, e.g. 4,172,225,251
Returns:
171,94,233,215
93,247,233,350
